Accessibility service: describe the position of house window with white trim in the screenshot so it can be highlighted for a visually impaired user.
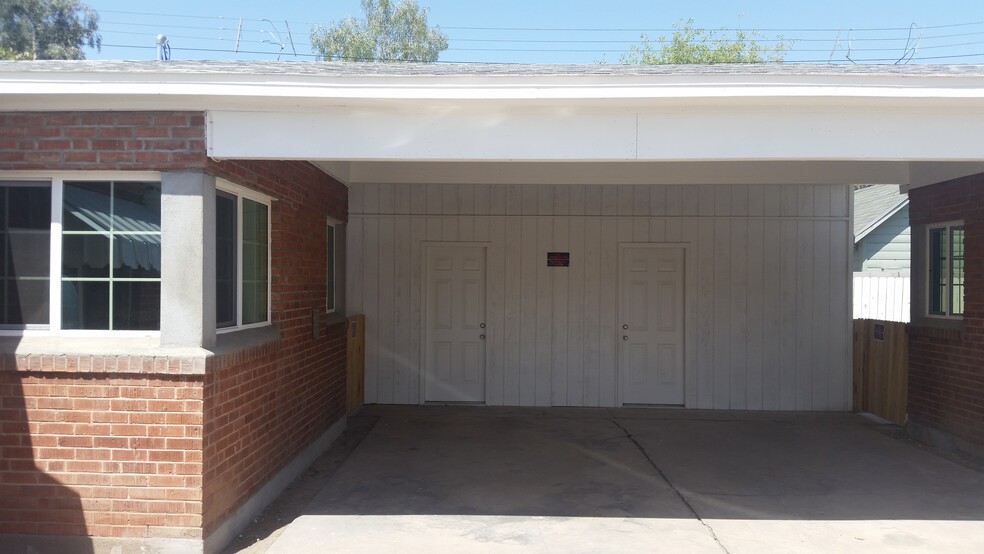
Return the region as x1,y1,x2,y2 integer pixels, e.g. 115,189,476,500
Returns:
326,220,337,313
2,177,162,333
928,223,964,317
216,184,270,329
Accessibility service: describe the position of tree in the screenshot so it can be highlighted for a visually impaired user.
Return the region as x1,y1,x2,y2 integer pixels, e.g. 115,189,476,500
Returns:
0,0,100,60
620,19,789,64
310,0,448,62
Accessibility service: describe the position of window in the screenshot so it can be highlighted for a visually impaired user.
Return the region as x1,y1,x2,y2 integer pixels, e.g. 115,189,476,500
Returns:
928,223,964,317
1,182,51,328
61,181,162,330
327,221,336,313
1,176,161,334
215,184,270,329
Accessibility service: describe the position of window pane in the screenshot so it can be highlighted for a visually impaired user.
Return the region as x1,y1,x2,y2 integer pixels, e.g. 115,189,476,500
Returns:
112,236,161,279
241,199,268,325
112,182,161,230
951,227,965,316
113,281,161,331
62,234,110,278
7,186,51,230
243,199,268,245
7,231,50,278
929,228,946,315
63,182,111,231
327,224,335,311
61,281,109,330
1,183,52,327
242,281,267,325
216,193,237,328
4,279,49,326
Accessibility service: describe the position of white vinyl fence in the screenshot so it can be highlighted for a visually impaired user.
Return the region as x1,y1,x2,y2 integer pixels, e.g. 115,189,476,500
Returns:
853,273,910,322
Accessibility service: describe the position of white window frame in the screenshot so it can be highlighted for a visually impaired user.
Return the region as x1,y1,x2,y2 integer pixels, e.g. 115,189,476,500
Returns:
0,170,162,338
326,218,339,314
925,221,964,320
215,178,273,333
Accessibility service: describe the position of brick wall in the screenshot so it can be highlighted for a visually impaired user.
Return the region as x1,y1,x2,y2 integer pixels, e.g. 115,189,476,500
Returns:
0,360,205,539
202,158,348,534
0,112,206,170
908,172,984,448
0,111,350,544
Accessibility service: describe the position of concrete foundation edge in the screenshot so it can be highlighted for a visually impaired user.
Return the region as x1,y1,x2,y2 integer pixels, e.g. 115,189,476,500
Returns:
202,416,348,554
907,417,984,464
0,534,200,554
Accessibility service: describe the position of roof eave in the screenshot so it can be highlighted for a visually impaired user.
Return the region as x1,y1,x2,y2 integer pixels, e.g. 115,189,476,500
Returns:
855,196,909,243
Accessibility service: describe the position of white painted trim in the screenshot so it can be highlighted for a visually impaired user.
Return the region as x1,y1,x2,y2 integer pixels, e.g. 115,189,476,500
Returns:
214,180,273,331
209,107,984,163
1,172,164,335
7,66,984,105
615,242,691,408
215,177,275,204
418,242,491,405
0,170,162,181
326,217,342,315
49,178,63,331
924,221,965,319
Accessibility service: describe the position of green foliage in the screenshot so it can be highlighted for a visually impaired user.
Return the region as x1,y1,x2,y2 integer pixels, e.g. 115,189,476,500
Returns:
310,0,448,62
620,19,789,64
0,0,100,60
0,46,31,60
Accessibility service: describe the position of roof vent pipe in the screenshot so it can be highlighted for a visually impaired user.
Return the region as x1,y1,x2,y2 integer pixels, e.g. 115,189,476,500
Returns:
156,34,170,61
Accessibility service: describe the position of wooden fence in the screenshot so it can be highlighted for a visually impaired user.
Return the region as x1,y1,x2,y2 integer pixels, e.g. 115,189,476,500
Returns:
346,314,366,414
853,273,910,323
852,319,908,425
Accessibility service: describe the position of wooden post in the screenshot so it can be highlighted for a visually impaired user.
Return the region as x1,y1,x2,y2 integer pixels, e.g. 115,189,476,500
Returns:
346,314,365,413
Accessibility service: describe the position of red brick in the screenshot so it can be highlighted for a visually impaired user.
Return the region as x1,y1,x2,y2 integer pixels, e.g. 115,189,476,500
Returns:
908,173,984,450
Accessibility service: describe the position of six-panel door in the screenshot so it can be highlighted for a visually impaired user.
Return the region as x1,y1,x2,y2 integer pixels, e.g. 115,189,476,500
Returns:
424,245,487,403
618,246,685,405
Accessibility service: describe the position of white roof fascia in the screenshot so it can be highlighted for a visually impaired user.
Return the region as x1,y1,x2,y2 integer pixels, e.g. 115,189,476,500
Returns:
5,68,984,110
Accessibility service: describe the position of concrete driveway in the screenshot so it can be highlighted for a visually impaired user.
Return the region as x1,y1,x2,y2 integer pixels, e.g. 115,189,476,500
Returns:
267,406,984,553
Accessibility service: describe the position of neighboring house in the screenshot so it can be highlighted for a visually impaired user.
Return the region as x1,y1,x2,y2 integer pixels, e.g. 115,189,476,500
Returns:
852,185,910,321
853,185,910,273
1,61,983,553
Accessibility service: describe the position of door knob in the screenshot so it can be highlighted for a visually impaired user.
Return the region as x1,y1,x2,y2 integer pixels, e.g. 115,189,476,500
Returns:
480,334,486,340
622,335,629,341
622,324,628,330
480,323,486,329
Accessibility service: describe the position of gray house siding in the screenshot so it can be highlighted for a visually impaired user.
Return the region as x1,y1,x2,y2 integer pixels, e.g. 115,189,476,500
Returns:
853,204,910,274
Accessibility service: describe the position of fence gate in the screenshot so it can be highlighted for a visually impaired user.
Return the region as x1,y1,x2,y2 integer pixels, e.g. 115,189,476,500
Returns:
852,319,908,425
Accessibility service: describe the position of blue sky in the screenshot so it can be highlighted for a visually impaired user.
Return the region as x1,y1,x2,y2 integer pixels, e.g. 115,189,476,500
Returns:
84,0,984,63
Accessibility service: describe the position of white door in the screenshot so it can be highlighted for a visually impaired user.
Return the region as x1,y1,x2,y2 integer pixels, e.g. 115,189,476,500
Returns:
424,245,487,403
618,246,685,405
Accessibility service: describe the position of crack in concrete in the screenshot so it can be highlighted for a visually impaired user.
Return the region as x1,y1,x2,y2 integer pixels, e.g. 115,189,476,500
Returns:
608,418,732,554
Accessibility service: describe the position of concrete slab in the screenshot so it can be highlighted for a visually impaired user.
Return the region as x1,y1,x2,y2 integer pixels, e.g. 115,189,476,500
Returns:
265,406,984,554
271,515,721,553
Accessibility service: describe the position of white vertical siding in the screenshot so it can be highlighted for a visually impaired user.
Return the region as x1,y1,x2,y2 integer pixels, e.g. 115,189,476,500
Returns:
348,183,853,410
